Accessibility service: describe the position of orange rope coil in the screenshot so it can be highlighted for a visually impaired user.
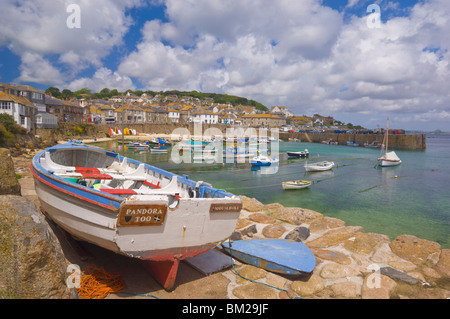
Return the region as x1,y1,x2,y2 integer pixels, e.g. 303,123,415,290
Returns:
76,265,126,299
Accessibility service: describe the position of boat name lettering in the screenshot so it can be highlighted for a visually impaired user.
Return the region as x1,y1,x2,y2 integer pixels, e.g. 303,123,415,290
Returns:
118,204,167,227
126,208,164,215
210,203,242,213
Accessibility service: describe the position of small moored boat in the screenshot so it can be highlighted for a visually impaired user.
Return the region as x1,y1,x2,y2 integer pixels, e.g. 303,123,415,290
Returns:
304,161,335,172
282,180,312,190
128,142,149,151
150,146,169,153
32,141,242,291
287,149,309,158
250,155,279,166
377,117,402,167
221,239,316,276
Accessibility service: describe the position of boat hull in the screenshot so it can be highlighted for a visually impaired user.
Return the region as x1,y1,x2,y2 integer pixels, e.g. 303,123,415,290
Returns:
222,239,315,276
287,152,309,158
251,161,271,166
33,169,241,259
304,161,334,172
378,159,402,167
282,182,311,190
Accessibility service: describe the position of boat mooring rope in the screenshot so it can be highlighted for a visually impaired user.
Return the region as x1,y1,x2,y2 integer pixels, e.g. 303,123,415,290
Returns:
226,239,302,299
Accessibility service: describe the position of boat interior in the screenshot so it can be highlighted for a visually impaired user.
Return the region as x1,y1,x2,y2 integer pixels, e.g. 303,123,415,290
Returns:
37,147,231,200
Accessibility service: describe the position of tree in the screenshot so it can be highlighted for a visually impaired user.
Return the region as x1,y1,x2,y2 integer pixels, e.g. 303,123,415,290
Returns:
61,89,74,99
73,88,91,99
45,87,61,98
0,113,24,134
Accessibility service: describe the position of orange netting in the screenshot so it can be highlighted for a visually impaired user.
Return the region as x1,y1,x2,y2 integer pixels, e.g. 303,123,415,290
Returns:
76,265,126,299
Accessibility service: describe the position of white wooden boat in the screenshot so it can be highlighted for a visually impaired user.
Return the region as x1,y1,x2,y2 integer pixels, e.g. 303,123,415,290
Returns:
32,141,242,291
304,161,335,172
282,180,312,190
377,117,402,167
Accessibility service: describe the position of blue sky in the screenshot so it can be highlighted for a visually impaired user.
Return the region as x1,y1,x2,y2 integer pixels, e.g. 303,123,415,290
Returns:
1,0,449,131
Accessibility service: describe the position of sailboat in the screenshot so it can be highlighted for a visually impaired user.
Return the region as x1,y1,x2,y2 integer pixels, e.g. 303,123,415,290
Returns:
377,117,402,167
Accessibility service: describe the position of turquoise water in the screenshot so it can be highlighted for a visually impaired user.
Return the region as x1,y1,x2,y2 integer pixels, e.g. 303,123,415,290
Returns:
95,135,450,248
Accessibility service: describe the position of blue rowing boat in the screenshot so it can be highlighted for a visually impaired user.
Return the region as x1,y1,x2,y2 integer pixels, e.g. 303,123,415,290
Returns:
221,239,316,275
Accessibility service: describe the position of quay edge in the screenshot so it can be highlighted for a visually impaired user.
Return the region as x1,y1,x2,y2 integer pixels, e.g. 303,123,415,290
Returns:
280,132,426,150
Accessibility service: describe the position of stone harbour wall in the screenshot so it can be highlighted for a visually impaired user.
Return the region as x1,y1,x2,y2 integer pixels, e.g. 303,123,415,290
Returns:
226,197,449,299
280,132,426,150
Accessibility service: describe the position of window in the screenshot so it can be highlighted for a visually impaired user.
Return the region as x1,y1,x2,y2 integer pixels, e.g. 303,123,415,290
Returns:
1,101,11,109
32,92,43,100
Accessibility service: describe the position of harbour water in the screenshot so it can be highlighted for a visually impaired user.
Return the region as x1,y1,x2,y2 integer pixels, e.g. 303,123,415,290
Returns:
95,134,450,249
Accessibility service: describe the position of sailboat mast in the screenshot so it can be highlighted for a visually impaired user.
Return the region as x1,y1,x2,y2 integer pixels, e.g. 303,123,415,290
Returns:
385,117,389,153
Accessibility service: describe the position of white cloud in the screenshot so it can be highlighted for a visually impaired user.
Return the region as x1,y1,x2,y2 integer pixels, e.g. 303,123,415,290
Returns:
0,0,142,81
112,0,450,130
66,67,134,92
16,52,64,85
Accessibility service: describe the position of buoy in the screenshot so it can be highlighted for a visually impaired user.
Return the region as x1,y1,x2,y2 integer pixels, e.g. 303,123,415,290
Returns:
394,176,398,179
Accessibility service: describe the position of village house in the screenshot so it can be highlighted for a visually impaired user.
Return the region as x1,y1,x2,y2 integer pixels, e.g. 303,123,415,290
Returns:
289,115,313,127
0,82,54,131
87,106,103,124
235,104,257,115
191,110,219,124
0,90,36,131
218,108,239,125
99,104,116,124
146,107,168,123
113,103,145,124
241,113,286,128
35,112,59,129
271,106,294,118
168,108,180,123
45,95,83,124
